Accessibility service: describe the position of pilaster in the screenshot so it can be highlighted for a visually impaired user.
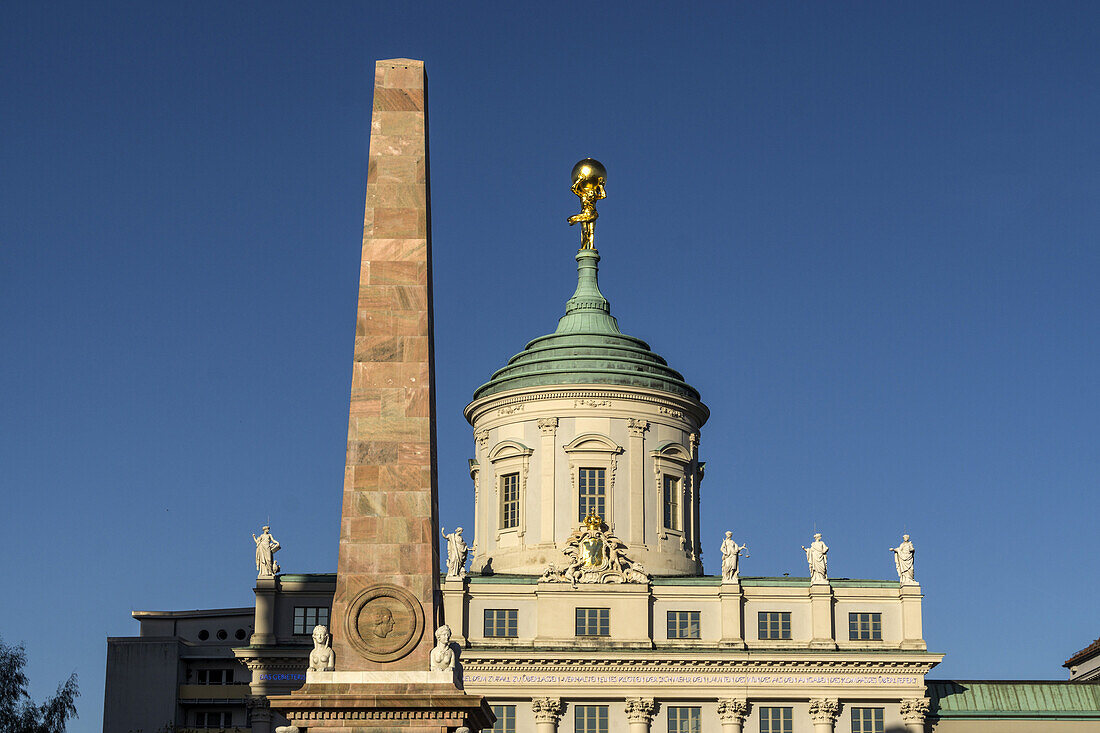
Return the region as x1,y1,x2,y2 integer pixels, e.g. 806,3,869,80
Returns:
900,697,931,733
627,418,649,546
809,583,837,649
538,417,558,543
251,579,276,646
717,581,746,649
532,697,564,733
808,698,840,733
717,699,750,733
900,584,926,650
625,697,656,733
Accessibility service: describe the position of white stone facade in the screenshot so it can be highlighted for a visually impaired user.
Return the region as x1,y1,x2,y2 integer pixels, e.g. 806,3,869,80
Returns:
464,385,709,577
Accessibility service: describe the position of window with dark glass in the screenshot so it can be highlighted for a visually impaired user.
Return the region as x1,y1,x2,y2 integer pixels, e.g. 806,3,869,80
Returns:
293,606,330,635
575,705,609,733
578,467,606,520
196,669,233,685
667,706,701,733
758,611,791,640
195,711,232,728
849,612,882,641
500,472,519,529
760,707,793,733
663,474,681,530
575,607,610,636
484,608,518,638
666,610,700,639
491,704,516,733
851,707,885,733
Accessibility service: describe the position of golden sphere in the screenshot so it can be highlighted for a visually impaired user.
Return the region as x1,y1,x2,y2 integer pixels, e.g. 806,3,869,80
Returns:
571,158,606,190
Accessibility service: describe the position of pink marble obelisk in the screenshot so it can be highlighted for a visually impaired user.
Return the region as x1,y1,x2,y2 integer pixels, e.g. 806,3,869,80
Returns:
268,58,492,733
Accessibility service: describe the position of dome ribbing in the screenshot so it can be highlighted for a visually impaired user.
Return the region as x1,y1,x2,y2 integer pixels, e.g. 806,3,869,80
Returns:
471,248,701,401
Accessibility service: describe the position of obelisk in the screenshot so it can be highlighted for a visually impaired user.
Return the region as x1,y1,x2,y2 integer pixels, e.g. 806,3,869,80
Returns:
268,58,492,733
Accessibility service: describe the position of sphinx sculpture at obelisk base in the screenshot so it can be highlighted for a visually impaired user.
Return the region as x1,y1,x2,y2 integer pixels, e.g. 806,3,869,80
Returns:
267,58,494,733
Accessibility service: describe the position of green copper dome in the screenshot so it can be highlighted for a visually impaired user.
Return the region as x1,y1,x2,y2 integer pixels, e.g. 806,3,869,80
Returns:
472,248,701,401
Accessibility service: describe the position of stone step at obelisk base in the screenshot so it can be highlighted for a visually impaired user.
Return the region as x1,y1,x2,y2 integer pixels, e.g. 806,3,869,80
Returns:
267,59,494,733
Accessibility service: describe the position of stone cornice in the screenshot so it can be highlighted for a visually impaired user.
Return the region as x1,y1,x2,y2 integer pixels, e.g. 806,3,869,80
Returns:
459,658,940,675
465,385,709,427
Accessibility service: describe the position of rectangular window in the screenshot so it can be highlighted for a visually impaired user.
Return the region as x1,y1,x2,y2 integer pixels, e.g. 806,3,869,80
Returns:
760,707,793,733
483,608,518,638
575,705,609,733
663,474,681,530
491,704,516,733
667,706,701,733
758,611,791,640
293,606,330,635
578,467,606,521
500,473,519,529
196,669,233,685
666,610,700,639
575,607,610,637
851,707,885,733
849,612,883,641
195,711,232,728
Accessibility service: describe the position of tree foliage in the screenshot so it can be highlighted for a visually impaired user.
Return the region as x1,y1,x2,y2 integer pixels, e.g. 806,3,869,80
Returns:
0,637,79,733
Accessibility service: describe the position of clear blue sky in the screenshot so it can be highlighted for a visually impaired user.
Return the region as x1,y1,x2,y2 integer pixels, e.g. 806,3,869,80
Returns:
2,2,1098,729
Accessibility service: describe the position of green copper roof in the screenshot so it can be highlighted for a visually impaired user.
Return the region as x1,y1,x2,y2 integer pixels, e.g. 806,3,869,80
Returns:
927,681,1100,718
472,248,701,401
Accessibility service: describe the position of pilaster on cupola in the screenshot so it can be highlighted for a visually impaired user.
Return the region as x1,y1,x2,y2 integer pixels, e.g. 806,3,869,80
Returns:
266,58,492,733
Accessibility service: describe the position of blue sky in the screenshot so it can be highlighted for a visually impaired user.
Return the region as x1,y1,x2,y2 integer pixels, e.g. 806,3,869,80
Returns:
2,2,1098,729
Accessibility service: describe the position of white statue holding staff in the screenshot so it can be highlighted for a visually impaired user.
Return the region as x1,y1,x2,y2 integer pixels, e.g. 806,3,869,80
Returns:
802,532,828,584
890,534,916,585
720,531,748,582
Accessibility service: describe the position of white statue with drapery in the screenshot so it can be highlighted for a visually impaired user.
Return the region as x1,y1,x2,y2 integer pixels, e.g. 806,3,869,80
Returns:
890,534,916,584
442,526,469,579
802,532,828,584
720,531,747,582
253,525,281,578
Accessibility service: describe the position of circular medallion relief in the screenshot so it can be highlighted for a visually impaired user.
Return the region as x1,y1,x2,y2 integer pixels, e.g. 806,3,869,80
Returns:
344,584,424,662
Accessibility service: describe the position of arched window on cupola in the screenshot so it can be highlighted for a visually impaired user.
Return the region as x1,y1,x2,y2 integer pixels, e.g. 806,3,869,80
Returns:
651,441,693,551
562,433,623,527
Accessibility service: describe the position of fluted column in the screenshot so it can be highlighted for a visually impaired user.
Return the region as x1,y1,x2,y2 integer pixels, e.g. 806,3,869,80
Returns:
717,699,750,733
809,699,840,733
900,698,930,733
625,698,656,733
533,697,564,733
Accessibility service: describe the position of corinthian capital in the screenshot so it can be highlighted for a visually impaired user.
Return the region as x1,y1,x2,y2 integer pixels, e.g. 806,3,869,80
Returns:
717,698,750,723
808,698,840,724
900,697,931,723
626,418,649,437
537,417,559,434
625,697,656,723
532,697,564,724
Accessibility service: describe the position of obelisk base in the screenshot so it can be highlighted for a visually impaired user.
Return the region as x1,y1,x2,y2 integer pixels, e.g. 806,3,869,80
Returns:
268,677,494,733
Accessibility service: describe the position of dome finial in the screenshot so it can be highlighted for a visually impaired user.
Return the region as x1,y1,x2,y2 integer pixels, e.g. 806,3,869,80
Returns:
567,158,606,250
